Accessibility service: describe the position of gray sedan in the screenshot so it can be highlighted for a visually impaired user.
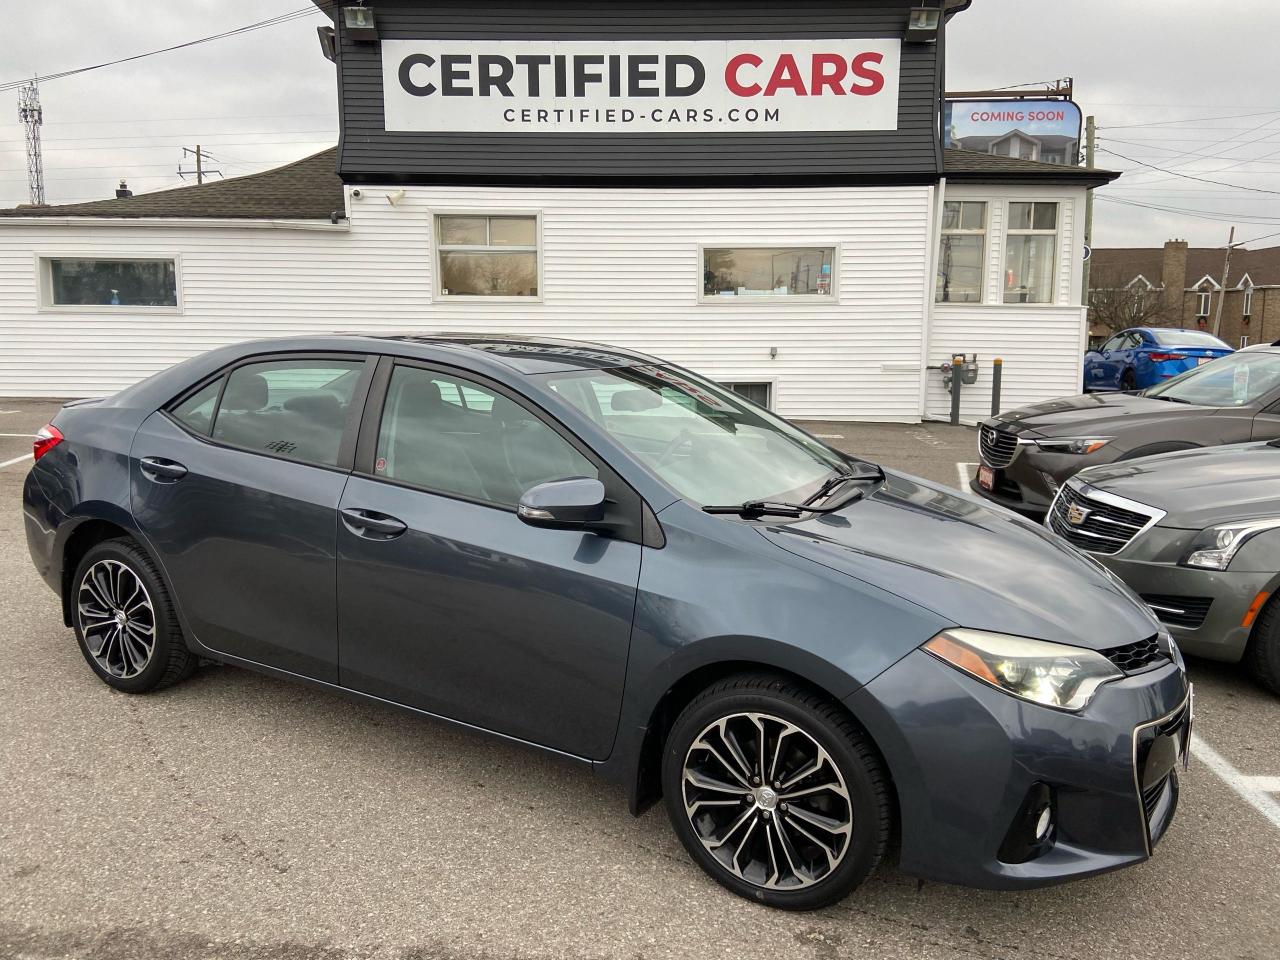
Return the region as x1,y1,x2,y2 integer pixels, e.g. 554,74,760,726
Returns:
1047,441,1280,692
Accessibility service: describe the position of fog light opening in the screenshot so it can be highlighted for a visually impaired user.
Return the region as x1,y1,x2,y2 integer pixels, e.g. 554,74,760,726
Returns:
998,783,1056,864
1034,804,1052,840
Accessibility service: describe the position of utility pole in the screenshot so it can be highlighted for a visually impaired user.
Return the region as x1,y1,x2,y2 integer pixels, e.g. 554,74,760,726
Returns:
178,145,221,184
1211,225,1236,338
1081,115,1095,306
17,79,46,206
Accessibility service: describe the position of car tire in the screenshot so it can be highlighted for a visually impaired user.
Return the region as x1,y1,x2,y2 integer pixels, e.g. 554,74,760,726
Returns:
1245,594,1280,696
71,538,196,694
661,673,891,910
1120,369,1137,391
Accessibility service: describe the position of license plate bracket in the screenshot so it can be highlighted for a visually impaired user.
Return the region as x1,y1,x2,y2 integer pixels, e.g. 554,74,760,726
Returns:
978,464,995,491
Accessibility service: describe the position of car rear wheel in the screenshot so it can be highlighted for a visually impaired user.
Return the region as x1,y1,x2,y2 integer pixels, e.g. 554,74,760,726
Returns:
1120,369,1137,391
1245,594,1280,696
72,538,196,693
661,674,891,910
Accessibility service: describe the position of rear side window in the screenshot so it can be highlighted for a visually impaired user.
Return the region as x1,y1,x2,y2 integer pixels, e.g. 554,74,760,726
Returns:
374,365,597,507
170,378,223,436
209,358,364,466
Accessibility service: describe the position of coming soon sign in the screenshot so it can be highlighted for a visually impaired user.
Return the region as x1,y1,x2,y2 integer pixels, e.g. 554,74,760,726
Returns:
382,39,901,133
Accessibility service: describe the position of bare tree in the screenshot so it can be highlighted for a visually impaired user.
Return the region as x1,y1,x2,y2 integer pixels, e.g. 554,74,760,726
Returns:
1087,267,1175,335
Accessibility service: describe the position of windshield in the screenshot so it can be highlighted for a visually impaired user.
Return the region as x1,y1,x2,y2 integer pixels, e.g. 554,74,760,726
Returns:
540,365,851,505
1145,350,1280,406
1149,329,1230,348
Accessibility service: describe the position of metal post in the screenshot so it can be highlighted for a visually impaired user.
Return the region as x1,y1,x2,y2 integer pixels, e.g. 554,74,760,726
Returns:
950,354,963,425
991,357,1003,417
1081,116,1095,306
1211,225,1235,338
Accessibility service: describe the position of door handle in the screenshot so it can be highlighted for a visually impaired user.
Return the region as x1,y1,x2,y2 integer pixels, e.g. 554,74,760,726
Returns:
139,457,188,482
340,507,407,538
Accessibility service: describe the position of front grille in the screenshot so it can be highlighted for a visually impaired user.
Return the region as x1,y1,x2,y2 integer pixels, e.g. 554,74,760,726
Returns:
1100,634,1168,673
1140,594,1214,630
979,425,1020,468
1143,772,1172,819
1047,482,1157,555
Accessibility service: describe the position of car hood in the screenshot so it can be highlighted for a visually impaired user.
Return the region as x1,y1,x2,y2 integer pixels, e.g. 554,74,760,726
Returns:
989,391,1214,438
759,470,1159,650
1076,442,1280,530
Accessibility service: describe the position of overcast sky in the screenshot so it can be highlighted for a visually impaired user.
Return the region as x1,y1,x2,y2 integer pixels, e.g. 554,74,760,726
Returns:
2,0,1279,251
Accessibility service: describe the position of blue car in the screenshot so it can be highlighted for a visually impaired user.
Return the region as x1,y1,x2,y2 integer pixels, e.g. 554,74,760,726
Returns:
1084,327,1233,392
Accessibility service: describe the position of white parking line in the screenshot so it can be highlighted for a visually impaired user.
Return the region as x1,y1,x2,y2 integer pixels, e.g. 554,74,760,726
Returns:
955,461,977,491
1246,776,1280,793
1191,734,1280,830
0,410,19,415
0,433,34,438
0,453,32,470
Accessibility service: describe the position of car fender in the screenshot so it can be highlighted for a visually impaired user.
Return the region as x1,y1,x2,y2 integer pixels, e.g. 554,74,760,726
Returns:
1117,441,1201,462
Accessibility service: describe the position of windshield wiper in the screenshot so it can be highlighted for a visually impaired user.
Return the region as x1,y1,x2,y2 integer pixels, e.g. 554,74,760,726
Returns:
1149,394,1192,404
704,487,877,519
803,466,885,506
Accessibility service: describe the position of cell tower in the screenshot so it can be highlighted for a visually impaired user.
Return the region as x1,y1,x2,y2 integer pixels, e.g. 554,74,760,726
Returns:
18,79,46,206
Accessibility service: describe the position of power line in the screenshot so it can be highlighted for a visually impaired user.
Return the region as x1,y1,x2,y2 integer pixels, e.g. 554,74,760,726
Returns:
1098,110,1280,131
1096,195,1280,225
1097,146,1280,196
0,8,318,93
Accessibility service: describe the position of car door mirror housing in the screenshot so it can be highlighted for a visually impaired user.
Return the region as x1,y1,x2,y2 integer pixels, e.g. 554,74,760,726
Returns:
517,477,607,528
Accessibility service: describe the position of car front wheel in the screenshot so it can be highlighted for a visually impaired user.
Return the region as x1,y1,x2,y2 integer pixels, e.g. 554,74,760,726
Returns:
661,674,891,910
72,538,196,693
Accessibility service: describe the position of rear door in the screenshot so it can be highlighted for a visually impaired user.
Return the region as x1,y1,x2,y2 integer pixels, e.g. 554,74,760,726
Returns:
131,353,374,682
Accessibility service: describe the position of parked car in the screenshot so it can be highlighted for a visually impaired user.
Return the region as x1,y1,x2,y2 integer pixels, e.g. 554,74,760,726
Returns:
975,346,1280,518
24,335,1190,909
1046,441,1280,693
1083,327,1232,393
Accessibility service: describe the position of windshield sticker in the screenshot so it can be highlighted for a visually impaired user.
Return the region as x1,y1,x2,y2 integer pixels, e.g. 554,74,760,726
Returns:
633,365,739,411
1234,364,1250,404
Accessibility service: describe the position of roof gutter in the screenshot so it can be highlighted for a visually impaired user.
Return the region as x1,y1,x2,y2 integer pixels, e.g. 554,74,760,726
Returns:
0,216,349,231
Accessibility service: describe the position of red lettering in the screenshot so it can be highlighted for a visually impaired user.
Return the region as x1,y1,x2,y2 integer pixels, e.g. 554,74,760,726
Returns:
849,52,885,95
725,53,762,97
763,54,806,96
810,53,847,96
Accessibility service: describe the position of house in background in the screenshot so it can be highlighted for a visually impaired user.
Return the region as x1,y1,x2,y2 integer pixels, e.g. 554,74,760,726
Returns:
952,130,1079,165
1087,239,1280,349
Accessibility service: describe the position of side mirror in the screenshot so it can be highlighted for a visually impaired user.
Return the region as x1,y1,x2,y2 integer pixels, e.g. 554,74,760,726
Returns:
517,477,606,529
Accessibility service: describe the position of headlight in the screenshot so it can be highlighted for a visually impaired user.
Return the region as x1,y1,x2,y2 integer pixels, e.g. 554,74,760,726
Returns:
1182,519,1280,570
924,628,1122,711
1033,437,1113,455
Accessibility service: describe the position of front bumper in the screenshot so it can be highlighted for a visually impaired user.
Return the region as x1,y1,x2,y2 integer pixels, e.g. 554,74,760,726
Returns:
847,648,1189,889
972,444,1106,519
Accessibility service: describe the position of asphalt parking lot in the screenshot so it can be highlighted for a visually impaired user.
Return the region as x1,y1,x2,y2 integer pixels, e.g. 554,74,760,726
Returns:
2,399,1279,960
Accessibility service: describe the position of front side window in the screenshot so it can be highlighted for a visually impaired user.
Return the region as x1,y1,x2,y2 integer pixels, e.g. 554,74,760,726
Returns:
209,358,364,466
375,365,596,507
435,214,539,297
1146,351,1280,407
44,257,177,308
936,201,987,303
703,247,835,298
544,365,848,507
1003,202,1058,304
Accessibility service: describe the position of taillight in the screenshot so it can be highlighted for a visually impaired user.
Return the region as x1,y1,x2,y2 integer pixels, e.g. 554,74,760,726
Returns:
1147,352,1186,362
32,424,64,462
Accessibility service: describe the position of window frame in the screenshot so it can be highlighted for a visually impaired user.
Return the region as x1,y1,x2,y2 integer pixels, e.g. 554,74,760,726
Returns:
36,252,184,314
1001,200,1060,306
1243,285,1254,318
351,357,651,544
697,242,841,304
935,200,988,305
161,351,377,472
430,210,543,303
1196,290,1212,317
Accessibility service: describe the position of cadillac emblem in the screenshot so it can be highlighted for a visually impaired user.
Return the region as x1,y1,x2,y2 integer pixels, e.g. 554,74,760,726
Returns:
1066,503,1091,526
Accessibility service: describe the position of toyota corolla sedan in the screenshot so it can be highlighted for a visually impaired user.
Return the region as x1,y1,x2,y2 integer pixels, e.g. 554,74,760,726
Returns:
23,335,1190,909
976,346,1280,518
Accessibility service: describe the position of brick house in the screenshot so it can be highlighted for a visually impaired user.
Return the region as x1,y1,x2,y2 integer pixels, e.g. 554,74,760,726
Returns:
1088,239,1280,349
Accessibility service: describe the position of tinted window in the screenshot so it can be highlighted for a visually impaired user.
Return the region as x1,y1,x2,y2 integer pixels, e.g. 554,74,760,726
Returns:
211,358,364,466
375,366,597,506
170,377,222,435
1149,329,1231,349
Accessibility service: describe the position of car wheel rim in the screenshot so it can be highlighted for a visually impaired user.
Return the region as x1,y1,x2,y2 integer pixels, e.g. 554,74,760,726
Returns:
681,712,853,890
77,560,156,679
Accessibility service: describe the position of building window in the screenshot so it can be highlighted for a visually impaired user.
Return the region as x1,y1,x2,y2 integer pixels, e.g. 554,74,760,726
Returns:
936,201,986,303
1241,336,1251,348
721,382,773,408
1243,285,1254,317
1196,291,1212,317
702,246,836,299
42,257,178,309
1003,202,1058,304
435,214,539,298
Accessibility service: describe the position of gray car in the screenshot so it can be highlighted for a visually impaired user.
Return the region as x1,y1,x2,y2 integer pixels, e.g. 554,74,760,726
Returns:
974,347,1280,518
1047,441,1280,693
23,334,1191,909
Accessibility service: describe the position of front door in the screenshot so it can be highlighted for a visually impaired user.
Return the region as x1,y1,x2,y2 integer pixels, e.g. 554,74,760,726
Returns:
336,362,642,759
131,354,371,682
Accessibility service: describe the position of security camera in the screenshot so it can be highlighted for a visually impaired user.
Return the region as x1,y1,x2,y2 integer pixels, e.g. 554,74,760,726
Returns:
350,188,363,200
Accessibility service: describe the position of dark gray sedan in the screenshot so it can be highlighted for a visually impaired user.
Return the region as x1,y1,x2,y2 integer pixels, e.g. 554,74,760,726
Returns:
974,347,1280,518
23,335,1190,908
1047,442,1280,693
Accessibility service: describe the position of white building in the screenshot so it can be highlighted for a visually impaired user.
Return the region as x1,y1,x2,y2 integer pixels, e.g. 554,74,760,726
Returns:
0,1,1114,424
